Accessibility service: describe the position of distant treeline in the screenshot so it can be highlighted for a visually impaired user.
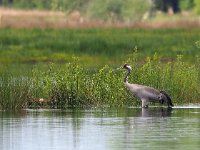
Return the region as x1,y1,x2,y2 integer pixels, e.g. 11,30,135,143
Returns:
0,0,200,21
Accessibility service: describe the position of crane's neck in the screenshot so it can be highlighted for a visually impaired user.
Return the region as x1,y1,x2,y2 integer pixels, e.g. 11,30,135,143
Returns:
124,69,131,83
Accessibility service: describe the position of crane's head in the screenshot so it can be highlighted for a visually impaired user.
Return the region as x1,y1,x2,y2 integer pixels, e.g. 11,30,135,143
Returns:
123,64,132,71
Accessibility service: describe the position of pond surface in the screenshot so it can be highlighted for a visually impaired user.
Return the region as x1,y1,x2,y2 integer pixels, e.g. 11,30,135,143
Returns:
0,107,200,150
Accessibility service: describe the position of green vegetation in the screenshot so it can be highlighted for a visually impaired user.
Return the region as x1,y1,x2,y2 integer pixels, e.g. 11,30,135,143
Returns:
86,0,151,21
1,53,200,110
0,0,199,21
180,0,194,10
0,28,200,110
0,28,200,65
0,0,151,21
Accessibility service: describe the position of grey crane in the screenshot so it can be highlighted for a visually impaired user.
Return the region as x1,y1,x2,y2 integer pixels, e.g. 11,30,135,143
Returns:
123,64,173,108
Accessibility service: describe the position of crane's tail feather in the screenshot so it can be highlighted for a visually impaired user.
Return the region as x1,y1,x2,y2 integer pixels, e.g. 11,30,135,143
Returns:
160,91,174,107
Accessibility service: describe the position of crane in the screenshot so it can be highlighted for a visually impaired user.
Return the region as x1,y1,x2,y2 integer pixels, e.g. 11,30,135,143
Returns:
123,64,173,108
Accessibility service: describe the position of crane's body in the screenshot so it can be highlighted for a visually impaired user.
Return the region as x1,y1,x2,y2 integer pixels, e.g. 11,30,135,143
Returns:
123,64,173,108
124,82,161,107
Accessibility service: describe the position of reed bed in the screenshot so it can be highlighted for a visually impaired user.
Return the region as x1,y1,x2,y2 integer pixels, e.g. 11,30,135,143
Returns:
0,53,200,110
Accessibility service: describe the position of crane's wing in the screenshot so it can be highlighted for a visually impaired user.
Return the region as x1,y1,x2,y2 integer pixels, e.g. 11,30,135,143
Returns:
137,86,160,101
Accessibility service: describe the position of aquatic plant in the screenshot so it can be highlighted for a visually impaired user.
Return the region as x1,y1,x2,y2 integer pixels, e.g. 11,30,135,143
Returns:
0,75,31,110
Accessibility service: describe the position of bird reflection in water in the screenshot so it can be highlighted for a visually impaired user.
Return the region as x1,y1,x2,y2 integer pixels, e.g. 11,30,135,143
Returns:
140,107,173,117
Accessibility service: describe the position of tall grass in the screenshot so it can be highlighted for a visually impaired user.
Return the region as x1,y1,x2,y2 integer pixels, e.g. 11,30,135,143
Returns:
0,74,30,110
0,53,200,110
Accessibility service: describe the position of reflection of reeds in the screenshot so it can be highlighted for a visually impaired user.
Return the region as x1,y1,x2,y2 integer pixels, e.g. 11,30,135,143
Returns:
1,54,200,110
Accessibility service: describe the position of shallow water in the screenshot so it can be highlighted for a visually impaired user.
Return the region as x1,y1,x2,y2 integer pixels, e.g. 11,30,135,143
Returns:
0,107,200,150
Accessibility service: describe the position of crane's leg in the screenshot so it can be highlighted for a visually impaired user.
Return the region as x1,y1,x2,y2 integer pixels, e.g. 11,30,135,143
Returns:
142,99,149,108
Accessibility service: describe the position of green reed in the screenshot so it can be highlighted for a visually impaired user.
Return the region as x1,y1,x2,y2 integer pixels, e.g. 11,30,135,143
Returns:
0,53,200,110
0,75,30,110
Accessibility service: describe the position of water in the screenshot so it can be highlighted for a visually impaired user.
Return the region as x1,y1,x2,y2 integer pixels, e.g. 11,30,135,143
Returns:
0,107,200,150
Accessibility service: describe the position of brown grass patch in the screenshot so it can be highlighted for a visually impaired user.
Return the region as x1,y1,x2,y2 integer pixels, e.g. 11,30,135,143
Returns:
0,7,200,28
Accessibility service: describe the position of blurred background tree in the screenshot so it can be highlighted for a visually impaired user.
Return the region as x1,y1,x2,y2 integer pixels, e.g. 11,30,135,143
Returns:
180,0,194,10
161,0,180,13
